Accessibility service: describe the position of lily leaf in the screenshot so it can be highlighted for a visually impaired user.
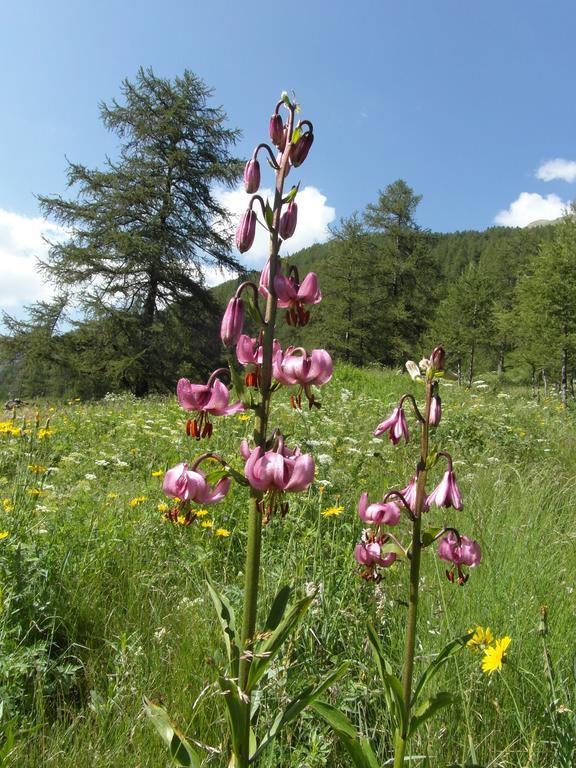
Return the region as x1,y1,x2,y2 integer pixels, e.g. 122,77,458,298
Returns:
218,675,248,762
264,585,292,632
206,578,239,675
264,200,274,230
411,633,471,707
311,700,381,768
409,690,454,736
246,594,313,693
250,664,348,762
366,622,407,734
143,697,200,768
421,526,443,548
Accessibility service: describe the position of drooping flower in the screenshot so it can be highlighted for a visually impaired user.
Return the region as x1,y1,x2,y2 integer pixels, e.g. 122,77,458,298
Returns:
374,406,409,445
354,537,396,581
481,636,511,675
273,346,333,407
162,463,231,505
438,531,481,585
427,469,463,510
358,492,401,526
279,201,297,240
241,437,314,494
177,374,244,438
236,334,281,388
236,209,257,253
220,297,245,347
243,158,260,194
269,268,322,326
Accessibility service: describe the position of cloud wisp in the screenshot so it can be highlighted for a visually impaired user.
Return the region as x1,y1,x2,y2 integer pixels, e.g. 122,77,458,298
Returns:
494,192,567,227
536,158,576,183
0,208,67,312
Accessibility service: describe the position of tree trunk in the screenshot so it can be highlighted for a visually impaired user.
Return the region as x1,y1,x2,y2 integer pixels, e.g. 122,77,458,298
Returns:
456,357,462,386
497,346,505,379
530,363,536,398
134,269,159,397
541,368,548,398
467,341,476,388
561,346,568,408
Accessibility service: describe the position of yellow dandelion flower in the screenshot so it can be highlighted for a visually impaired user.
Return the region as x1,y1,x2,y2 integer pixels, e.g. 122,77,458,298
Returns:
2,499,13,513
151,470,164,477
201,519,213,528
157,502,169,512
176,514,188,525
27,488,44,496
128,496,147,507
195,509,209,517
466,626,494,652
321,506,344,517
107,492,119,499
215,528,230,537
28,464,47,474
482,636,511,675
38,428,53,439
237,414,251,422
0,531,9,540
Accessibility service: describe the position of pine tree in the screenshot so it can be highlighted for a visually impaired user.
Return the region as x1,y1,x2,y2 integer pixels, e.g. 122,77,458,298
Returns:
32,67,242,395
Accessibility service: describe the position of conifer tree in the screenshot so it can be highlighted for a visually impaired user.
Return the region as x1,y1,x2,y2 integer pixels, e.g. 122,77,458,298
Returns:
32,67,242,395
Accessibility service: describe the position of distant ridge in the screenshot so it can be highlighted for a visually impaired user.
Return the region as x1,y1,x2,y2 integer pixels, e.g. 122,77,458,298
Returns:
524,217,563,229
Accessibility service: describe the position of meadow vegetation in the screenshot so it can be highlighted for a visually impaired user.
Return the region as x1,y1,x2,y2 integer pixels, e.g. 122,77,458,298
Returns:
1,365,574,767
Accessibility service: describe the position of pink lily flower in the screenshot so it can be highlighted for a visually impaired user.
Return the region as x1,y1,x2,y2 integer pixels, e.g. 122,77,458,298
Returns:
400,475,430,515
427,470,463,510
240,437,314,494
273,347,333,386
273,346,333,408
438,531,481,585
177,372,244,438
358,492,401,526
354,541,396,570
163,462,231,504
374,405,409,445
236,334,281,388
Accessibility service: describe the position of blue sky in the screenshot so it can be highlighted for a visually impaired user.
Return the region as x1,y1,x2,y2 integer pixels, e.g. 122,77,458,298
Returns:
1,0,575,311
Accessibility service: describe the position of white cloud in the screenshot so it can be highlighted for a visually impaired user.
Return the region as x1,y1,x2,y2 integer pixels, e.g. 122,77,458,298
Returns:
536,158,576,183
0,209,66,312
215,184,336,271
494,192,567,227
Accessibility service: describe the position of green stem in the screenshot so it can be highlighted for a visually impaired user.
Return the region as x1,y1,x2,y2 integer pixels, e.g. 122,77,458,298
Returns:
236,101,296,768
397,376,433,765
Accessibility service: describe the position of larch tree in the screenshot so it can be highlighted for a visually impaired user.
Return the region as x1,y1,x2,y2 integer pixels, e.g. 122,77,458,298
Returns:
34,67,243,395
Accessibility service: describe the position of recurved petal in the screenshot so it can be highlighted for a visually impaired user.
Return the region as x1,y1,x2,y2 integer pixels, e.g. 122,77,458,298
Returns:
284,453,315,491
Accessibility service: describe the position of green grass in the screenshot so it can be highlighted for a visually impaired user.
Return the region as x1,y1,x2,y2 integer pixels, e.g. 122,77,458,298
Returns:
0,366,575,767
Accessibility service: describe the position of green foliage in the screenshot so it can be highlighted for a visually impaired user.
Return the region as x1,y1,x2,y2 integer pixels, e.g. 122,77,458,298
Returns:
2,68,242,398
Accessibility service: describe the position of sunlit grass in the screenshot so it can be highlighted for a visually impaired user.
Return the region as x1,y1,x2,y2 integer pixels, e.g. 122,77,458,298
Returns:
0,367,574,766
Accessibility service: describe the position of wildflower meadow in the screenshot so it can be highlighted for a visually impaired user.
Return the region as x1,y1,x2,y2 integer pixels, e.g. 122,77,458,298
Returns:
0,93,575,767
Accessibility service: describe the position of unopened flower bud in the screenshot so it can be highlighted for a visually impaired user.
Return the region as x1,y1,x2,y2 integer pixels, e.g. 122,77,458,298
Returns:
431,346,445,371
220,297,244,347
243,159,260,194
279,202,297,240
290,131,314,167
236,209,257,253
429,394,442,426
269,114,285,148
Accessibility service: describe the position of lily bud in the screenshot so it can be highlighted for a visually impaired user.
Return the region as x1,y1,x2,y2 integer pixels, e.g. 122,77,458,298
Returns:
279,202,297,240
290,131,314,167
243,159,260,194
236,209,257,253
220,297,244,347
429,394,442,426
269,114,285,148
431,346,445,372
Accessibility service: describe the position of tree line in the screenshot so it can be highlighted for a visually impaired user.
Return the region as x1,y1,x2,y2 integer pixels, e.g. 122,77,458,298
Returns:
1,68,575,401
